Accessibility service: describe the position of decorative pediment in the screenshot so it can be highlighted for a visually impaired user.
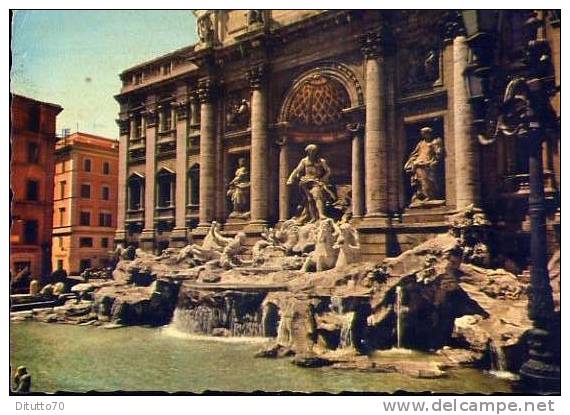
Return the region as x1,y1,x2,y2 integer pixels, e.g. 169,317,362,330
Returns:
127,172,145,182
156,166,175,176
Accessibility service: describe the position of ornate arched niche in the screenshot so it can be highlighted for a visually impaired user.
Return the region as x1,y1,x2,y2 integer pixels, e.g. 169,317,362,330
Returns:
277,64,363,217
279,63,363,142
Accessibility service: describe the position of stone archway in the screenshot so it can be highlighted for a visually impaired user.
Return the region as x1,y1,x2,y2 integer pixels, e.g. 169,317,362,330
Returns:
276,64,364,221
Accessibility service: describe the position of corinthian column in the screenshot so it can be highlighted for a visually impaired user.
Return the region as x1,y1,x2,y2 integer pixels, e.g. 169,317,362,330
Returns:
275,130,290,222
198,79,217,226
171,99,189,246
453,35,480,208
141,108,158,251
348,123,365,217
247,64,269,228
360,30,388,217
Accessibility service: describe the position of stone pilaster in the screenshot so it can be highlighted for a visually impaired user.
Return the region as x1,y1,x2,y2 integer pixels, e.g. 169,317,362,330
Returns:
247,63,269,229
215,97,226,221
385,54,399,213
360,30,389,218
170,105,176,131
197,78,217,228
189,91,200,128
348,123,365,217
171,100,190,246
115,117,129,244
129,115,137,141
158,107,165,132
276,134,290,222
453,35,480,208
140,108,158,251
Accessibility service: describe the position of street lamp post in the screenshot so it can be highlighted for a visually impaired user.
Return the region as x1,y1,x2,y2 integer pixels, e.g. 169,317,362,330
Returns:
461,10,560,393
497,76,560,393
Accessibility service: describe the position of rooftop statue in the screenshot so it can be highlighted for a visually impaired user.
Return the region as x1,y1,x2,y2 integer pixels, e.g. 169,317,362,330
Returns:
195,10,215,45
247,10,264,26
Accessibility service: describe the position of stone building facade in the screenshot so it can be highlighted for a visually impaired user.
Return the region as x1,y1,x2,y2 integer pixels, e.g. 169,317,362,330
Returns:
114,10,560,269
10,94,63,281
52,132,119,274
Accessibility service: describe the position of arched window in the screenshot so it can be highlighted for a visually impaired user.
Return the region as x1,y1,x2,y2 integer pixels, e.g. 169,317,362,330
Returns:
188,164,200,206
127,172,145,210
156,167,175,208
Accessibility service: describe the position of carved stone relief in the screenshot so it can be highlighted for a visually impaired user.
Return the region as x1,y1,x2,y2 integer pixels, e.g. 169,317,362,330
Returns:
225,90,250,130
400,47,442,92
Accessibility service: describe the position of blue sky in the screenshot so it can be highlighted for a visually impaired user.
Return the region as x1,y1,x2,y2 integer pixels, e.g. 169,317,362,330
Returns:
10,10,197,138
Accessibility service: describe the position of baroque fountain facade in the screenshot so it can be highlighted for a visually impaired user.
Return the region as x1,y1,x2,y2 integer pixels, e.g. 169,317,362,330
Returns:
11,10,560,391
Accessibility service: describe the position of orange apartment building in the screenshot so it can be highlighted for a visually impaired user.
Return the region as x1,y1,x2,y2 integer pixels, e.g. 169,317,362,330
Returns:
10,94,63,282
52,132,119,274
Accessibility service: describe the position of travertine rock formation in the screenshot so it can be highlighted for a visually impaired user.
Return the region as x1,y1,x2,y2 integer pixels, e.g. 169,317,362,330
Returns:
12,205,539,378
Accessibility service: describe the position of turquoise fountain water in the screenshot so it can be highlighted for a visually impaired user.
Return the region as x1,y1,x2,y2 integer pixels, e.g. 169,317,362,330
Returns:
10,321,515,393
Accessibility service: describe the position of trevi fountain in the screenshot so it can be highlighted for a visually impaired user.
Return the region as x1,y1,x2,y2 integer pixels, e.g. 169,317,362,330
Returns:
10,145,560,394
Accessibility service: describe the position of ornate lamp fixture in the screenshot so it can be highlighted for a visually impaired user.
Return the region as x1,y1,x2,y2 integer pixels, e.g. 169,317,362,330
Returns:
461,10,560,393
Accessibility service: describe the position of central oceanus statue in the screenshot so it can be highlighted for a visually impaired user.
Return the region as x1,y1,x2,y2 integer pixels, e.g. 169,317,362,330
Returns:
287,144,336,225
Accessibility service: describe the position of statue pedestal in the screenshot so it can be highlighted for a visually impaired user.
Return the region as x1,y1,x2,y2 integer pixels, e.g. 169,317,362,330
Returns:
114,230,127,246
194,41,214,52
224,218,249,233
359,213,391,228
139,229,155,252
191,223,212,245
170,227,190,248
402,203,449,224
244,220,269,235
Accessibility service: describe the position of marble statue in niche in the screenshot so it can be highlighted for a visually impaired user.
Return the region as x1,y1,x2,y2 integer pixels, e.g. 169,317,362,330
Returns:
404,127,444,207
287,144,336,224
227,157,250,218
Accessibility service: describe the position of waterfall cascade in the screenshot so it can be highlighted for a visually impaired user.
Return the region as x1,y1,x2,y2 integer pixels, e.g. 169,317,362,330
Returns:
488,340,518,380
489,340,506,371
276,313,290,346
170,294,265,337
395,286,404,349
338,312,355,349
